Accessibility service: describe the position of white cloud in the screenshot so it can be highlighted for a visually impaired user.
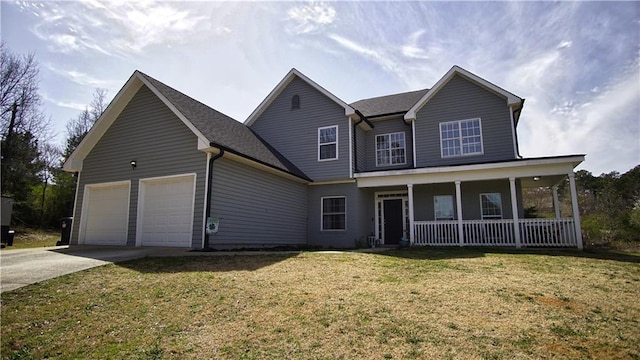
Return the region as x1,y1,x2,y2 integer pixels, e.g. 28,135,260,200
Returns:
287,3,336,34
45,65,120,88
557,40,572,49
401,30,432,60
28,2,226,57
41,94,87,111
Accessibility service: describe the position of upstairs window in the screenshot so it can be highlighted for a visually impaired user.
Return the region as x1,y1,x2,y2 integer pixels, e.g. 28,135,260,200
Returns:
318,125,338,161
321,196,346,231
376,132,406,166
440,118,483,158
291,95,300,109
480,193,502,219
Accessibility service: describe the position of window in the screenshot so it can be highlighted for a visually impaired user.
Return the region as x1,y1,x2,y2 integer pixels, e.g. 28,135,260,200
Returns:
434,195,454,220
291,95,300,109
318,125,338,161
376,132,406,166
440,118,483,157
322,196,346,231
480,193,502,219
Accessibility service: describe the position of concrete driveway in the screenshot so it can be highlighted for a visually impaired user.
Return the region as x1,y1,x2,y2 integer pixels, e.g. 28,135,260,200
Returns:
0,246,188,293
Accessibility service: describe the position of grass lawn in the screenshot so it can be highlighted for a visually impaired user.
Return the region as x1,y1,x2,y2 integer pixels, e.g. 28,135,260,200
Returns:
1,227,59,249
1,248,639,359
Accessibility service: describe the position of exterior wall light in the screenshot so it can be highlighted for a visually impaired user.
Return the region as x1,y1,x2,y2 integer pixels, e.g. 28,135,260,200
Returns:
533,176,541,181
130,160,137,170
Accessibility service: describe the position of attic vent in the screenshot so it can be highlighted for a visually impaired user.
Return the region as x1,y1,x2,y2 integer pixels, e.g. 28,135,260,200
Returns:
291,95,300,109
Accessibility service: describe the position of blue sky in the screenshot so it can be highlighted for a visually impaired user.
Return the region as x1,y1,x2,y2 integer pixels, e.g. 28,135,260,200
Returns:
1,1,638,175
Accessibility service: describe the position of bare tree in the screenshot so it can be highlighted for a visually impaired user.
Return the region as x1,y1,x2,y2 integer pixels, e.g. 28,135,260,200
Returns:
62,88,108,160
0,42,51,140
37,142,61,227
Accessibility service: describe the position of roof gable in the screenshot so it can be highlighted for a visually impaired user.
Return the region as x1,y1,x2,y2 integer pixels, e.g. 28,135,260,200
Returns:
245,68,356,126
64,71,308,180
405,66,523,121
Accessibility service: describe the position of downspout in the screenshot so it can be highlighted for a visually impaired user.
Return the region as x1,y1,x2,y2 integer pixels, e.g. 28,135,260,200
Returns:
203,148,225,249
353,110,368,174
513,99,525,159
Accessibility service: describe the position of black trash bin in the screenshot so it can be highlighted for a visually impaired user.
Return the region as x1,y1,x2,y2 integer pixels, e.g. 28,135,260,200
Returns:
57,217,73,246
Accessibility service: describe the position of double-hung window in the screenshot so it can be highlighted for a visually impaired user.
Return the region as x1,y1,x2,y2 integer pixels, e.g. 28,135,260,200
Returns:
321,196,346,231
318,125,338,161
480,193,502,219
440,118,483,157
376,132,406,166
434,195,454,220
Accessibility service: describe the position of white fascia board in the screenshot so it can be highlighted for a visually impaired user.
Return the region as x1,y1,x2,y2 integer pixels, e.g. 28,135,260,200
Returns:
136,74,211,150
354,156,585,188
404,65,523,121
63,73,144,172
63,71,213,172
245,68,355,126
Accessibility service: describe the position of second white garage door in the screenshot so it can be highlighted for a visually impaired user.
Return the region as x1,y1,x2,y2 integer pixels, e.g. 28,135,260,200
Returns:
137,174,196,247
82,182,130,245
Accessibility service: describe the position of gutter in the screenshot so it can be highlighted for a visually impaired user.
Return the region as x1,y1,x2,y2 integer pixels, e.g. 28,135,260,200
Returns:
203,149,225,249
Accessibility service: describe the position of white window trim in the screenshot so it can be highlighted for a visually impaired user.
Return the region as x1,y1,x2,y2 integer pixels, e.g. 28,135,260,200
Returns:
439,118,484,158
321,196,346,231
434,195,455,221
480,192,503,220
375,131,407,167
318,125,339,162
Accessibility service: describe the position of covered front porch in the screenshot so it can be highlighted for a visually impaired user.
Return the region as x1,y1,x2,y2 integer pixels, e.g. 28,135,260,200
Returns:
355,155,585,249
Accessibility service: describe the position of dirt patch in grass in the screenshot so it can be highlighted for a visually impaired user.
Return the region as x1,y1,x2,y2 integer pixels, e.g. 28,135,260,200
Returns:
2,249,639,359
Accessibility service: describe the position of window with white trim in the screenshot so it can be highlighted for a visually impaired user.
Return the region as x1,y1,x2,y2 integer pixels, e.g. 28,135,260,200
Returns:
376,132,406,166
440,118,483,157
434,195,454,220
480,193,502,219
321,196,346,231
318,125,338,161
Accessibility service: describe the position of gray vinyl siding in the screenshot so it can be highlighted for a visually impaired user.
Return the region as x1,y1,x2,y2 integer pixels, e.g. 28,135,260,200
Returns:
414,74,516,167
364,116,414,172
413,179,523,221
209,157,307,246
250,77,350,181
71,85,207,247
308,183,369,248
354,125,366,173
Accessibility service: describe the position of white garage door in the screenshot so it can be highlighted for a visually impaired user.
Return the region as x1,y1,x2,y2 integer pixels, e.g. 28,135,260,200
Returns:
138,175,195,247
82,182,130,245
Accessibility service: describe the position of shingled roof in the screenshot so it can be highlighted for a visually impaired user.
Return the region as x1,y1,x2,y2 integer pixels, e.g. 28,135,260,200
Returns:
350,88,429,118
137,72,309,180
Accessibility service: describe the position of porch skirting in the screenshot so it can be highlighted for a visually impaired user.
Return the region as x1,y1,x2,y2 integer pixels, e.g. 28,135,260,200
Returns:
413,218,577,247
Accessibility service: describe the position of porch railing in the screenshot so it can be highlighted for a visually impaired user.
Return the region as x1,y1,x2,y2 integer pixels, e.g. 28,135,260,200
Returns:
413,218,576,247
519,218,576,247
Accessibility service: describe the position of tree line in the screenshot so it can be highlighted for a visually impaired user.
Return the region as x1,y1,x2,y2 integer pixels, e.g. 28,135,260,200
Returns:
1,43,104,229
1,44,639,247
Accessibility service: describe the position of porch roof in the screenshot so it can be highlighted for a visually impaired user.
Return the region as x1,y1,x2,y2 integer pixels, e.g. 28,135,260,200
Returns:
354,155,585,188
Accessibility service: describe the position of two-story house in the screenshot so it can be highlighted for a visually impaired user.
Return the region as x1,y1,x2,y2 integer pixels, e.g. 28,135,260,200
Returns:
64,66,585,249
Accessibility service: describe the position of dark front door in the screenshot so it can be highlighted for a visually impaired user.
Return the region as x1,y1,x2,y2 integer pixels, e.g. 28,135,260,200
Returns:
384,199,403,245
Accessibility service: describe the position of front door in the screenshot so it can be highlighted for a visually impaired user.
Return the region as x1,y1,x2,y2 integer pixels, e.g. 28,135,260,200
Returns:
384,199,403,245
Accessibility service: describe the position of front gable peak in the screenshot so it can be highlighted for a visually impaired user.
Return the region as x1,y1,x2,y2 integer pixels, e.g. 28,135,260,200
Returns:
404,65,523,121
245,68,356,126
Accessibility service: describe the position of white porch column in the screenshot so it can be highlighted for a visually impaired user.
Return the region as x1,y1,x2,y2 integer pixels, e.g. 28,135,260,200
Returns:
408,184,415,246
568,172,584,249
509,177,521,248
455,181,464,246
552,186,561,219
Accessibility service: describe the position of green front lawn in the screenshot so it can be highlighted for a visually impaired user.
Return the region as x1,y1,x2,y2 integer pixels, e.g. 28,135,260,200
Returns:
2,248,639,359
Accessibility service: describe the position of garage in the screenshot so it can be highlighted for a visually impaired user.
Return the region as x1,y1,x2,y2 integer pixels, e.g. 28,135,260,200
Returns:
137,174,195,247
81,182,130,245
